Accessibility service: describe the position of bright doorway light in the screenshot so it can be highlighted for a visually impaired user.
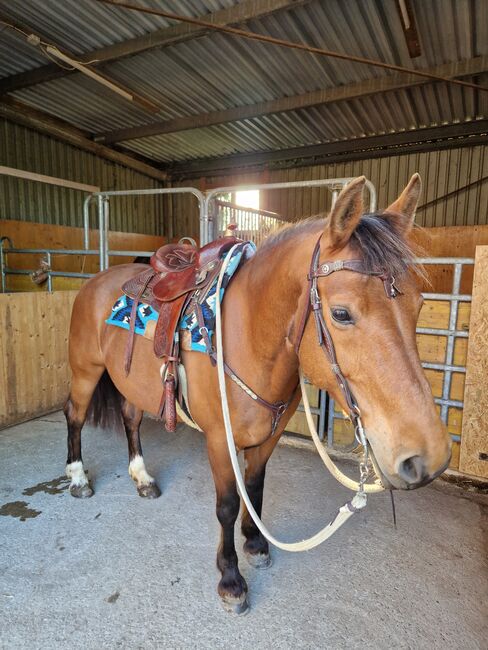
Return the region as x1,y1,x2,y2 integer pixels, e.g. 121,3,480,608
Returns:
235,189,260,210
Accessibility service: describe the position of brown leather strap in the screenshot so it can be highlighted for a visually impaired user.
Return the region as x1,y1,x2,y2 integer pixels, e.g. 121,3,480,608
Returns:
124,272,155,375
294,234,402,430
293,275,313,356
309,256,403,298
194,297,295,435
164,372,177,432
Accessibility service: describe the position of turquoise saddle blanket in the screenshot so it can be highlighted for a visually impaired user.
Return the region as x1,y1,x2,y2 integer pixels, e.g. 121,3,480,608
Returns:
106,242,256,352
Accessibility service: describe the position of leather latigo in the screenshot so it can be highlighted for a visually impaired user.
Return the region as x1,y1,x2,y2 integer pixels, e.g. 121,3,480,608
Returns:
164,375,177,432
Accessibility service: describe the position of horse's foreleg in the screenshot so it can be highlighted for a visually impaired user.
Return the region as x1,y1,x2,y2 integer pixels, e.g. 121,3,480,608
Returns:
207,438,249,615
64,369,103,498
122,400,161,498
241,437,281,568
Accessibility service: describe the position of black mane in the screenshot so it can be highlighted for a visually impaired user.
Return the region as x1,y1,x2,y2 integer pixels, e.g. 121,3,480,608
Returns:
259,212,422,279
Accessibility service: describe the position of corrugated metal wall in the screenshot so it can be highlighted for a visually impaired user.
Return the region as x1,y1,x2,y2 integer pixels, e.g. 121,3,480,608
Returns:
0,119,168,236
260,145,488,226
2,119,485,240
172,144,488,239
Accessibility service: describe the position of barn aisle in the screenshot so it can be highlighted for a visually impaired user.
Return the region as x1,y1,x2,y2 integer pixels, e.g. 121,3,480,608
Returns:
0,413,486,650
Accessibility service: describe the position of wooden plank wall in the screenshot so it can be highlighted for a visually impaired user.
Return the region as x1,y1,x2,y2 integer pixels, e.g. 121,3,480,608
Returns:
459,246,488,479
0,220,165,291
411,225,488,294
0,291,78,429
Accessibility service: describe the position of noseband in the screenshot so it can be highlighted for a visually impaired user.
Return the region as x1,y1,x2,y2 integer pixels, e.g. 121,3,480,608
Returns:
294,234,402,447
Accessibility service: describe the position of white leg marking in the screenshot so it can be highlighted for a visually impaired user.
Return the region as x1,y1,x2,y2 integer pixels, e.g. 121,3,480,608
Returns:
66,461,88,488
128,455,155,487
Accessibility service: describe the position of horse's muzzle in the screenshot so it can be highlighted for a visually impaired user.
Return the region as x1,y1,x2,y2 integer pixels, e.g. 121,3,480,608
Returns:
388,455,450,490
369,446,451,491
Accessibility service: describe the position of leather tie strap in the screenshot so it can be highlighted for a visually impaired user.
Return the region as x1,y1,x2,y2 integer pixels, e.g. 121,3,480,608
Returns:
124,272,154,375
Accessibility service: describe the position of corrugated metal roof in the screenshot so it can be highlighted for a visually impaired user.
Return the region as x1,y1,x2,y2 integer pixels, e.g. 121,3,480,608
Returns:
15,75,160,133
1,0,487,164
0,0,239,56
0,29,47,78
122,77,488,162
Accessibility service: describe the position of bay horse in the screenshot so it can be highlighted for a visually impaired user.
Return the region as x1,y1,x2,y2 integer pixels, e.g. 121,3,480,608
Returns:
64,175,451,613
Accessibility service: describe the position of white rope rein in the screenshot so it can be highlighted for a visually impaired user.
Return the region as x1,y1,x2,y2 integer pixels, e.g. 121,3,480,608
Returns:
299,373,384,494
213,244,384,552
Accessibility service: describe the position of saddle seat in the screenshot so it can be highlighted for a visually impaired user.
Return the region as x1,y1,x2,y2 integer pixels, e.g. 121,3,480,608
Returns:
122,236,239,307
150,237,239,301
120,236,241,430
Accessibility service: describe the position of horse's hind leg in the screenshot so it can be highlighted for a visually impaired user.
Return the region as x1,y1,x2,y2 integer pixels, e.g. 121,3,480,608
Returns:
241,437,280,568
122,399,161,498
64,366,104,498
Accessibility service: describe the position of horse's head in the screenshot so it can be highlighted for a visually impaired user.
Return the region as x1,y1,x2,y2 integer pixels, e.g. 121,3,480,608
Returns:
297,174,451,490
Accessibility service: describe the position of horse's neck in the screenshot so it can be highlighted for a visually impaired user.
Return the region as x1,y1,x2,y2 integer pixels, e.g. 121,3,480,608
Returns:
224,235,313,401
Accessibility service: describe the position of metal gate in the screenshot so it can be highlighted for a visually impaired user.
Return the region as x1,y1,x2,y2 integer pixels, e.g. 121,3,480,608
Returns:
213,200,282,247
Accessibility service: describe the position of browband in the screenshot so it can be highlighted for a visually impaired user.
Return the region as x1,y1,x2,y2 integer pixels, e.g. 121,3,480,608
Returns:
308,258,402,299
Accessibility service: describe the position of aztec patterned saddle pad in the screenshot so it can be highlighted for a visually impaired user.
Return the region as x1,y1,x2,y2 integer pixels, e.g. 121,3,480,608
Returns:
106,242,256,352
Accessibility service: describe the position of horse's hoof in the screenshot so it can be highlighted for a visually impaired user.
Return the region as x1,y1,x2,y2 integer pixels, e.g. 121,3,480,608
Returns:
137,483,161,499
220,594,250,616
70,483,94,498
245,551,272,569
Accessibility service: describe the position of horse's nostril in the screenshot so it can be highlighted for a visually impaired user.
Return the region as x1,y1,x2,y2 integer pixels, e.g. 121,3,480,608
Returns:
397,455,426,485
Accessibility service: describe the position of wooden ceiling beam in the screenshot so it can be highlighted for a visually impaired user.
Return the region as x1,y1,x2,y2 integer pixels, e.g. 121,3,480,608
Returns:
0,0,307,94
96,56,488,144
395,0,421,58
0,97,168,182
168,120,488,177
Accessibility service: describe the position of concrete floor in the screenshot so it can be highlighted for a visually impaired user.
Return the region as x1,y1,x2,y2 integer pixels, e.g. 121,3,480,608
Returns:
0,413,486,650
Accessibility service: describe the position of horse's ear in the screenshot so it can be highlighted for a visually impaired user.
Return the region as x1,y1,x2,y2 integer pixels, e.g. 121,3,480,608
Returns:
385,173,422,235
327,176,366,249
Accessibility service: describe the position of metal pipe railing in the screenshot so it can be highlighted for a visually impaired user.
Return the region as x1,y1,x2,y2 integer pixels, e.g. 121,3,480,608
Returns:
81,187,206,270
204,177,376,245
0,243,101,292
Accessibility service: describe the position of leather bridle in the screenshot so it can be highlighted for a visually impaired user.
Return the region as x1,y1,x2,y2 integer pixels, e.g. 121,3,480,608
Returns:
294,234,402,444
201,234,402,444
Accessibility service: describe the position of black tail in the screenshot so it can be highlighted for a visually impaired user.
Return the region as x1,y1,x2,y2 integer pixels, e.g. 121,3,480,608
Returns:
86,370,124,432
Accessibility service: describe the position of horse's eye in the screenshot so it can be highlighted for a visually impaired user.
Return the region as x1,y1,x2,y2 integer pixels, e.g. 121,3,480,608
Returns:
331,307,352,323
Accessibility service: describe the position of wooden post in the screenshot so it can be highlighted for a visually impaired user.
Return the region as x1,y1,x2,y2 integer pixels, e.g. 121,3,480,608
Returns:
459,245,488,479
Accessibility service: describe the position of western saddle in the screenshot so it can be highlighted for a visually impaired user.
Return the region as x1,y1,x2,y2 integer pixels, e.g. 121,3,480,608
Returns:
121,236,240,431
